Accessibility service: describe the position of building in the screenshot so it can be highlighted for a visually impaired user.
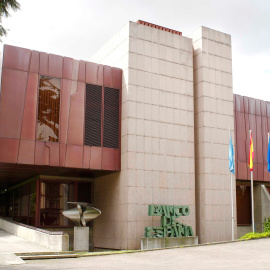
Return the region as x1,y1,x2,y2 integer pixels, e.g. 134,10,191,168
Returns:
0,20,269,250
234,94,270,237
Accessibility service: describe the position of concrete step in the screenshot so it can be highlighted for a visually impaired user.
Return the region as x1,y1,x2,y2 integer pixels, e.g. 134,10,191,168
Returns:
19,253,78,260
15,251,74,256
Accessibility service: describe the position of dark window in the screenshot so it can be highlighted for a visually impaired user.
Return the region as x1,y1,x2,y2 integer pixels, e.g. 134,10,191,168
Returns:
77,183,91,204
236,185,251,225
85,84,102,147
103,87,119,148
37,76,61,142
40,182,74,226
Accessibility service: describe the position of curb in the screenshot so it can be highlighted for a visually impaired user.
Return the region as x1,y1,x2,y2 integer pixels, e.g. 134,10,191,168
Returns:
16,237,270,260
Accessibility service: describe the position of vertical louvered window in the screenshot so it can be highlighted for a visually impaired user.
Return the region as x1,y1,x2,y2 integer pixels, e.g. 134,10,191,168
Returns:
85,84,102,147
103,87,119,148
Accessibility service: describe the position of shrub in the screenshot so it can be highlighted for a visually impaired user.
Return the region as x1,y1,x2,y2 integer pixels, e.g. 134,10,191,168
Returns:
263,217,270,233
239,232,270,240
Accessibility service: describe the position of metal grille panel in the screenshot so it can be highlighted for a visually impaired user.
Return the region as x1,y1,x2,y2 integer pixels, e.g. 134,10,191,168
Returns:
103,87,120,149
85,84,102,147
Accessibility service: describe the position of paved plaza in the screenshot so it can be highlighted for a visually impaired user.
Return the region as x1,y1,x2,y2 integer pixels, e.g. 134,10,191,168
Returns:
1,237,270,269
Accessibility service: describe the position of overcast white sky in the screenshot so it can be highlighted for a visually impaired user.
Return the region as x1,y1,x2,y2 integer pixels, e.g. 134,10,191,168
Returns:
1,0,269,101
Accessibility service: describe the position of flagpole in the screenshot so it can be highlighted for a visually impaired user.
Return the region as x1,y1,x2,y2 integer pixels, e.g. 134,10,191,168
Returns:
229,127,234,240
250,130,255,233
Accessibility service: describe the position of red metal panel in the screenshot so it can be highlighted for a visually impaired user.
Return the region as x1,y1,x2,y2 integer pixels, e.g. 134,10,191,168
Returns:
63,57,73,80
243,97,249,114
102,147,115,170
249,114,258,180
3,45,31,72
103,66,113,88
85,62,98,84
255,97,264,181
67,82,85,145
235,112,247,162
248,98,256,115
266,102,270,118
49,54,63,78
0,69,28,139
72,59,79,81
18,140,35,164
65,145,83,168
97,65,103,86
0,138,19,163
90,147,102,170
35,141,49,165
255,99,261,116
256,116,263,165
46,142,60,167
78,60,86,82
83,146,91,169
257,164,264,181
261,117,268,181
59,144,66,167
237,162,248,180
21,73,38,140
261,100,267,117
112,68,122,90
39,52,49,76
29,51,40,73
59,79,72,144
244,112,251,181
115,149,121,171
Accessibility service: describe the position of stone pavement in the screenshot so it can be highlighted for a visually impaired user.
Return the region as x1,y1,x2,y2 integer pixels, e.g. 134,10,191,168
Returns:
0,229,55,267
2,238,270,269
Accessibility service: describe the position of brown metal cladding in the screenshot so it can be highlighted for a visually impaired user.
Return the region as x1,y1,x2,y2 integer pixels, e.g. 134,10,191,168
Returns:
234,94,270,182
0,45,122,184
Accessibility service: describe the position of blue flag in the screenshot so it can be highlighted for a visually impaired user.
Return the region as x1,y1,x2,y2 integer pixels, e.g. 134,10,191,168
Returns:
267,138,270,173
229,133,235,174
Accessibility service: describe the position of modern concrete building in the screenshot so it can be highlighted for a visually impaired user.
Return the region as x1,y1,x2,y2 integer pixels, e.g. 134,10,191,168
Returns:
0,20,269,250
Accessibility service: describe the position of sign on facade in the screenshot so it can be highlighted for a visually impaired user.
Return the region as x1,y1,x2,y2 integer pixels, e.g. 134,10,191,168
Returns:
145,205,194,238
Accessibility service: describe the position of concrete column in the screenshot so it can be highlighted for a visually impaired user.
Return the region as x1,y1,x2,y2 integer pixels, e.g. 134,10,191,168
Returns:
189,27,236,243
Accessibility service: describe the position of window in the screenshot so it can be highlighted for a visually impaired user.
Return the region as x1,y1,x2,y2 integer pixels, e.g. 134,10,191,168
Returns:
84,84,120,149
103,87,119,148
85,84,102,147
236,185,251,225
40,182,74,226
37,76,61,142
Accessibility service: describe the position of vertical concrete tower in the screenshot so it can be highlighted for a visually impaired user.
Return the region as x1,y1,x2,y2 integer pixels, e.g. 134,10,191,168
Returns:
91,21,196,249
189,27,236,243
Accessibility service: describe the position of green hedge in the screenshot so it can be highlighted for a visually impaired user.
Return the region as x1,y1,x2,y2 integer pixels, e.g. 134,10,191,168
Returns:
239,217,270,240
239,232,270,240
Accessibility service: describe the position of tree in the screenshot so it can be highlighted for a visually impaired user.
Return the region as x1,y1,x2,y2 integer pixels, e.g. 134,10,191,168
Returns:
0,0,20,40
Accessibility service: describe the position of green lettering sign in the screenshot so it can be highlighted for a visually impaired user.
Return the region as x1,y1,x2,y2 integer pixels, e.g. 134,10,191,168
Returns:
145,205,194,238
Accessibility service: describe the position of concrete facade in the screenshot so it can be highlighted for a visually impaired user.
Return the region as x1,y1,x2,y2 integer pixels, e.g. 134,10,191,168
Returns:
91,22,236,249
141,236,198,250
91,22,196,250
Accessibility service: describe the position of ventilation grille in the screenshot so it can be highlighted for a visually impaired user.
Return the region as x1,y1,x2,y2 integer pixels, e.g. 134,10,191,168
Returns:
85,84,102,147
103,87,119,149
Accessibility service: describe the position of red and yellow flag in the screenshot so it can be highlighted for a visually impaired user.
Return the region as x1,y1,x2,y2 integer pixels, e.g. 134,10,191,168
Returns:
249,132,254,171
